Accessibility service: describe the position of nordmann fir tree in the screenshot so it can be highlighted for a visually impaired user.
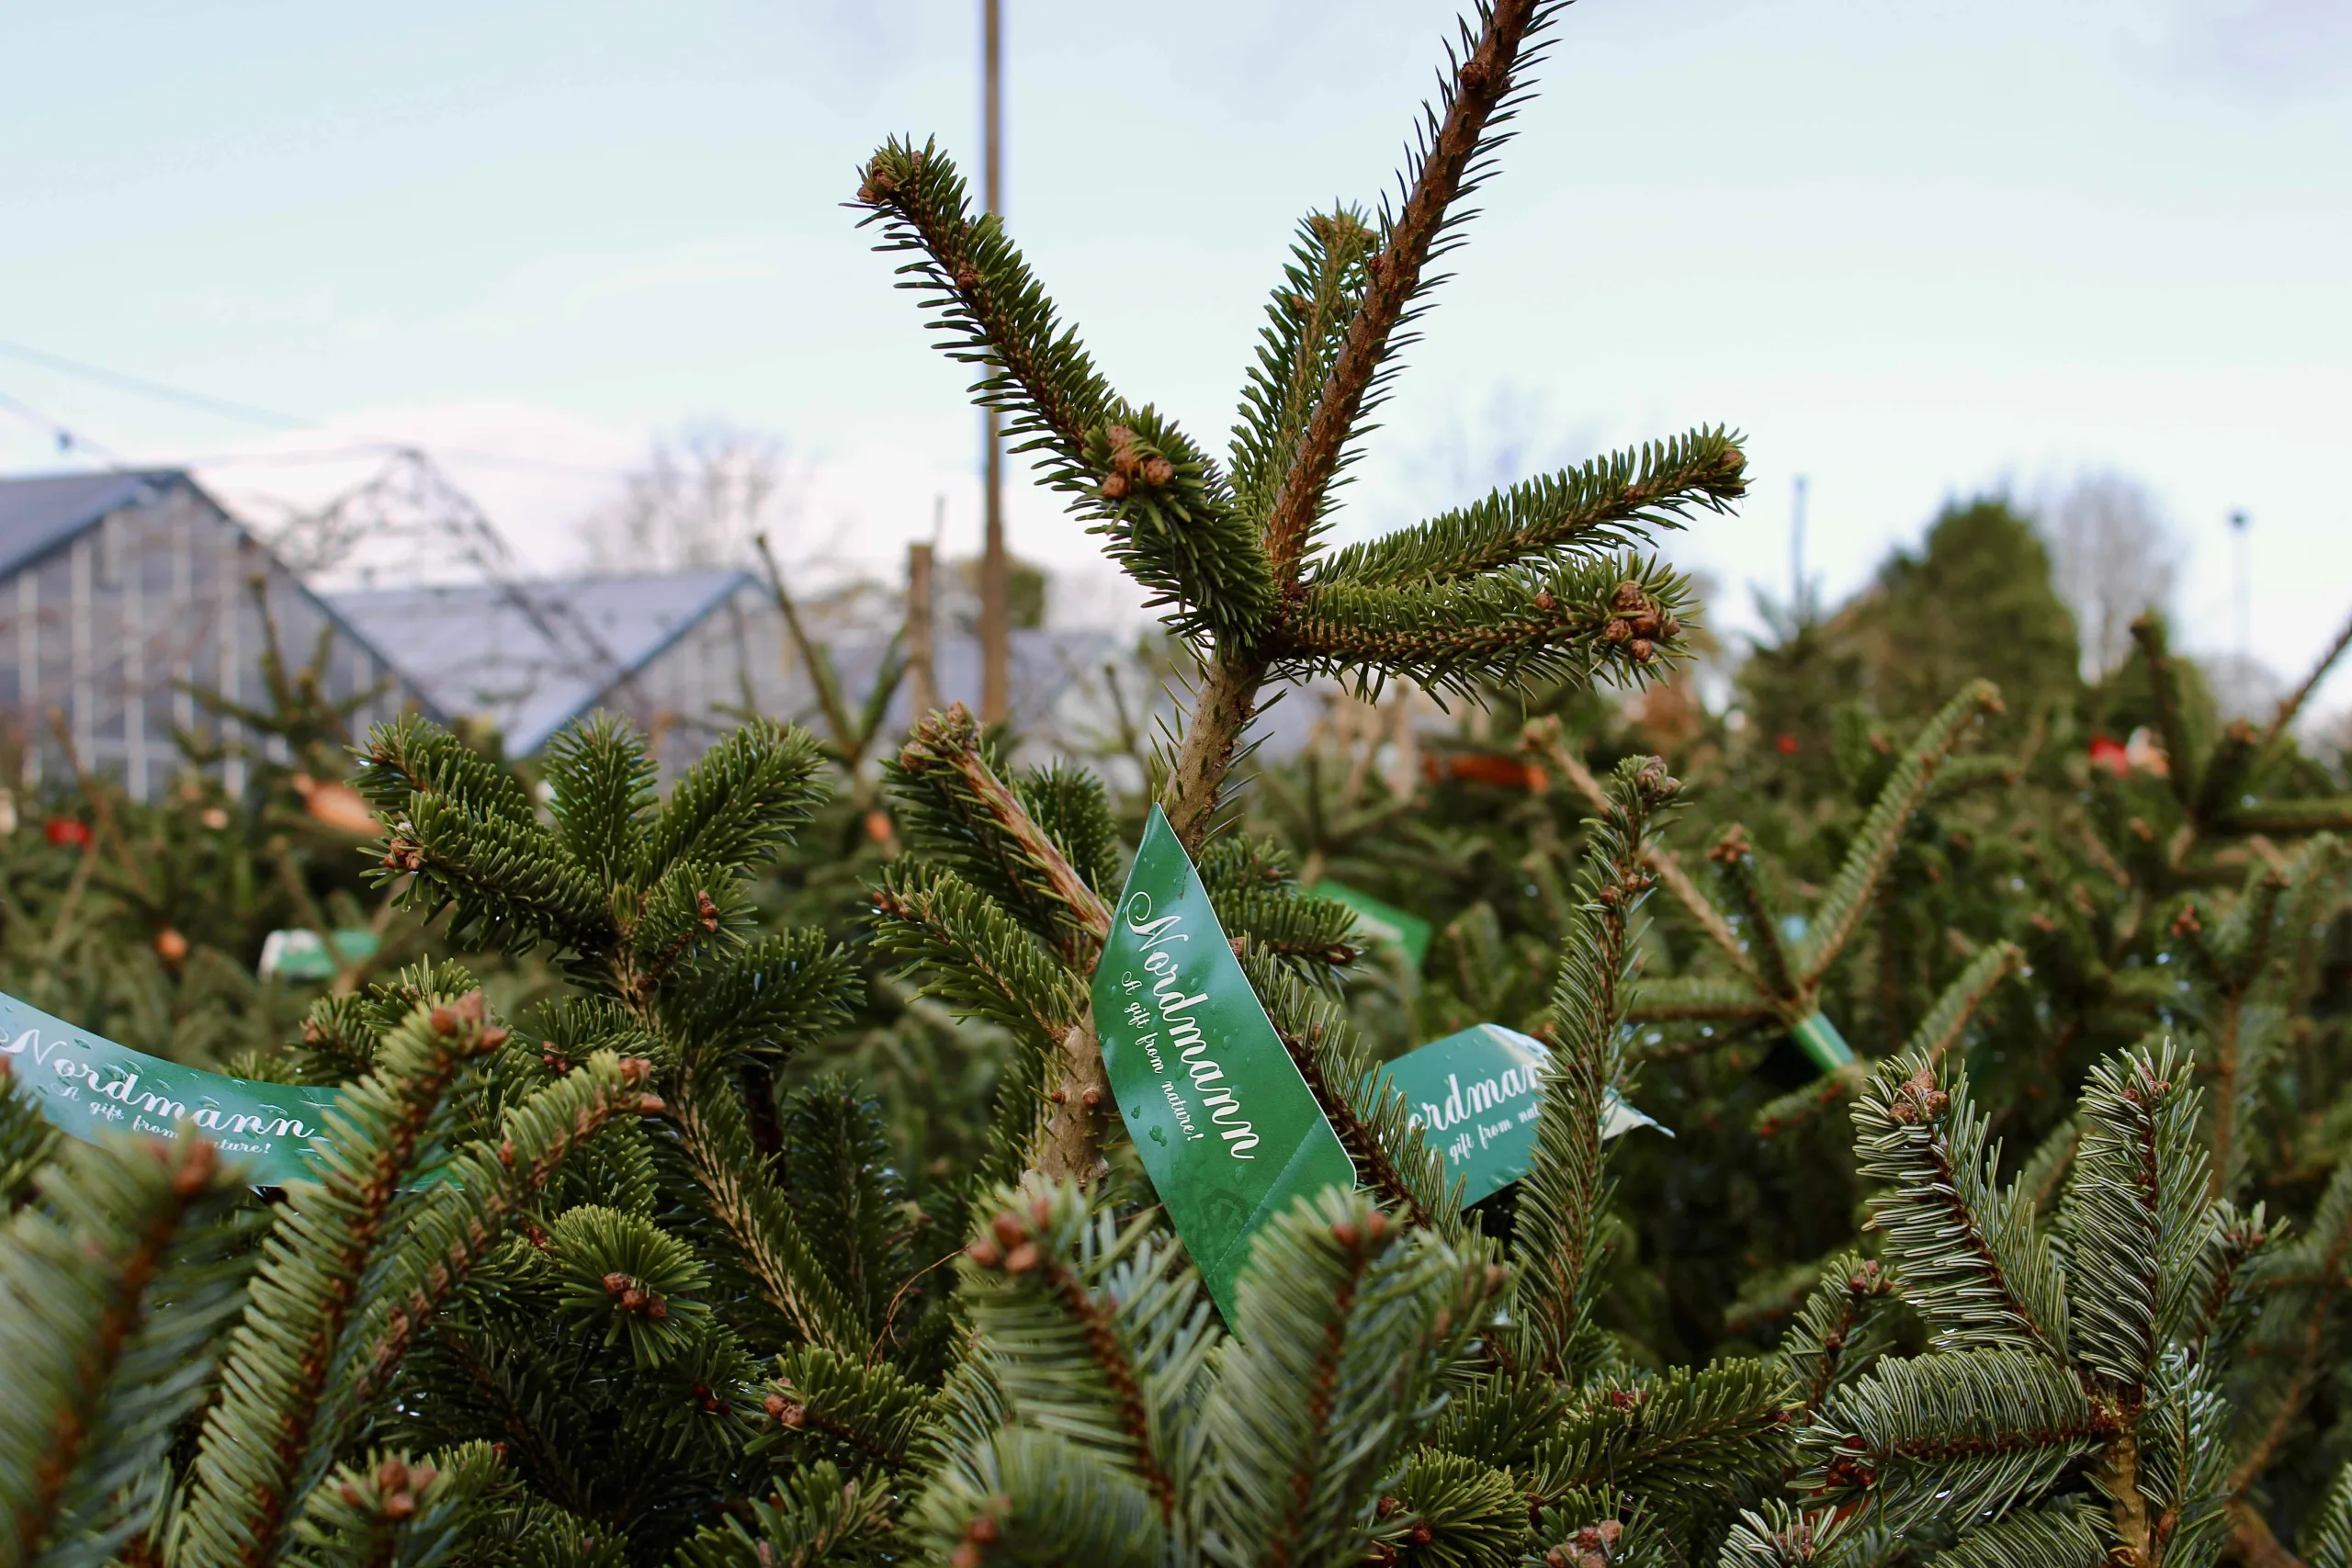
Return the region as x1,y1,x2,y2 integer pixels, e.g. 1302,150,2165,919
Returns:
852,0,1742,1180
0,710,880,1565
21,5,2352,1567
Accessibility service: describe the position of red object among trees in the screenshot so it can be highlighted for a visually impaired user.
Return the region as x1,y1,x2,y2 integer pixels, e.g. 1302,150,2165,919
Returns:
43,818,91,848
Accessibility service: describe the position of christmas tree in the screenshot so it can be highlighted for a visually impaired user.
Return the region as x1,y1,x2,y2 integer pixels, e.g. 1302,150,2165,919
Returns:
7,1,2352,1563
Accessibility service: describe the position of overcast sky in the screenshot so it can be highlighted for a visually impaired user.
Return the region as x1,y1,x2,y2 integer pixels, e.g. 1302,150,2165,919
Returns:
4,1,2348,708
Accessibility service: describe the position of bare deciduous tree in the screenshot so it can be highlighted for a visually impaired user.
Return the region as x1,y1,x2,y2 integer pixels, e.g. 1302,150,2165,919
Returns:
585,422,801,573
2041,469,2181,680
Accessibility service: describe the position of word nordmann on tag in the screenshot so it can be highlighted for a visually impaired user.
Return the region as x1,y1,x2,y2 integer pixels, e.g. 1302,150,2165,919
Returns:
0,989,344,1187
1092,807,1356,1325
1378,1023,1666,1208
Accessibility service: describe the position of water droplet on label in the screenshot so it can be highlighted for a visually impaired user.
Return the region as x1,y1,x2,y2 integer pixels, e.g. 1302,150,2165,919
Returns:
1148,1125,1167,1145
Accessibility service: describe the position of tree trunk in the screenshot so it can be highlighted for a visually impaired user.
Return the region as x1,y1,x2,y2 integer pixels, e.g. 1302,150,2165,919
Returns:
1031,1014,1113,1185
1160,654,1266,852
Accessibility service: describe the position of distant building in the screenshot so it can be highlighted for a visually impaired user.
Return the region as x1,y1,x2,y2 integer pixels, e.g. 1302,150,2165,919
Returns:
0,470,425,799
0,468,1142,801
327,571,775,772
329,570,1126,775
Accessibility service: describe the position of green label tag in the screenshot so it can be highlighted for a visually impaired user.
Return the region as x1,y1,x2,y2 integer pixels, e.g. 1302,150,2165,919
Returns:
0,990,343,1187
1313,880,1434,970
1095,807,1357,1323
1376,1023,1666,1207
1789,1011,1857,1074
259,927,382,982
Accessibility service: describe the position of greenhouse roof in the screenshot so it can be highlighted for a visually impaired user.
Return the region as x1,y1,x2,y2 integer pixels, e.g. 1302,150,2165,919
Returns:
326,570,753,755
0,469,193,579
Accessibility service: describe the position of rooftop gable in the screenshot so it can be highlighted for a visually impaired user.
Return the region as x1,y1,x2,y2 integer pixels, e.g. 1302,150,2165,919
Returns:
325,570,754,755
0,468,189,580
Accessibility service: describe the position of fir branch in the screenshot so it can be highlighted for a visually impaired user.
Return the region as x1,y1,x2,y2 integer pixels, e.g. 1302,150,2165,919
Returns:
1515,756,1679,1377
1717,1503,1851,1567
339,1053,668,1415
1316,427,1746,588
2303,1461,2352,1568
638,716,829,882
1781,1253,1899,1419
1276,556,1693,699
1852,1051,2073,1361
908,1427,1161,1568
2194,719,2264,828
869,863,1088,1053
1623,976,1770,1024
1914,942,2027,1065
775,1079,908,1337
677,1460,898,1568
537,712,656,882
1532,722,1757,982
2177,1199,2274,1363
1707,825,1799,1004
2221,797,2352,835
1239,946,1460,1235
888,705,1112,961
2058,1043,2211,1395
285,1445,498,1568
0,1135,243,1568
1015,762,1125,898
753,1347,935,1474
2228,1156,2352,1503
352,714,538,829
1200,836,1361,974
1803,1348,2101,1532
1526,1359,1796,1518
1228,210,1379,528
667,929,859,1066
1258,0,1566,581
2120,1348,2229,1567
1421,1372,1566,1472
852,140,1276,647
1924,1499,2113,1568
378,789,608,957
956,1184,1215,1522
180,993,508,1568
0,1067,59,1212
1376,1449,1524,1568
666,1057,865,1355
1798,679,2004,987
1197,1190,1505,1568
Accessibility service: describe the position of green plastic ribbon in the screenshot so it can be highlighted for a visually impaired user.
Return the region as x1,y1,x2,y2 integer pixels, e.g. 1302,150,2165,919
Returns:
1788,1011,1857,1075
1094,807,1357,1323
0,989,344,1187
1376,1023,1665,1207
1313,879,1434,970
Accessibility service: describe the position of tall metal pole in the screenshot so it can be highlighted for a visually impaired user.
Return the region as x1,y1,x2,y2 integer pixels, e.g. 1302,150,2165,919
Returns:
978,0,1010,724
2230,509,2250,668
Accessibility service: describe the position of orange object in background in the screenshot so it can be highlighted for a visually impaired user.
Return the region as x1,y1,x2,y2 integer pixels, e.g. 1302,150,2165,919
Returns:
1424,750,1550,792
291,773,381,836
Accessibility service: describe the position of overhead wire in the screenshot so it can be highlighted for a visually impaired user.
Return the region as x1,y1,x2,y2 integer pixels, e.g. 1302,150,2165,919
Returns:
0,337,628,479
0,389,138,469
